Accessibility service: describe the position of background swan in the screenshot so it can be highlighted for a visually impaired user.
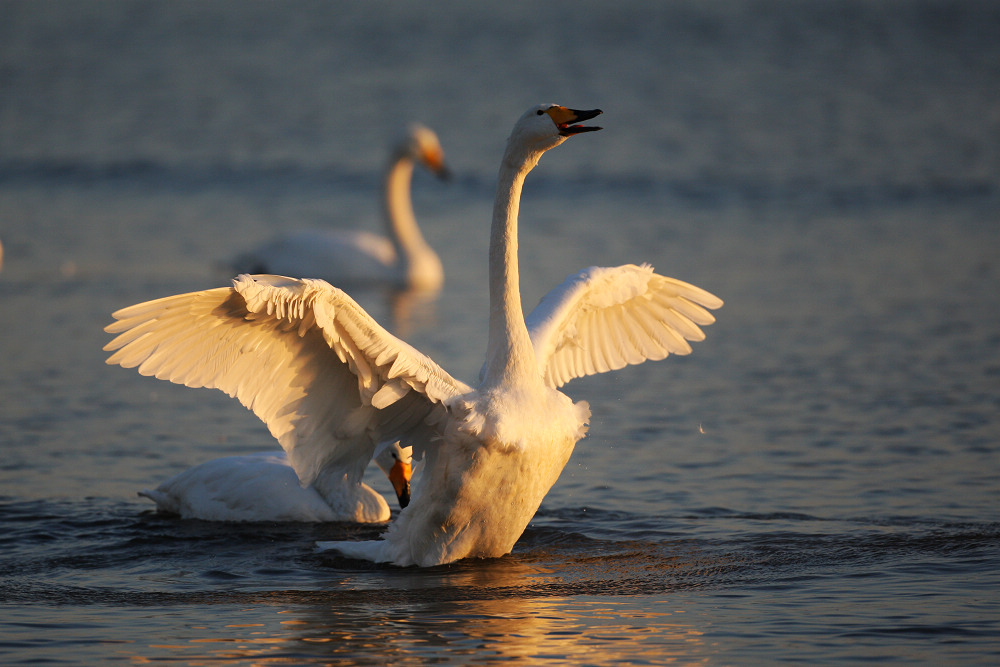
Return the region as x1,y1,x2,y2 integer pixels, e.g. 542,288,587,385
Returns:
139,442,412,523
105,104,722,567
233,124,449,291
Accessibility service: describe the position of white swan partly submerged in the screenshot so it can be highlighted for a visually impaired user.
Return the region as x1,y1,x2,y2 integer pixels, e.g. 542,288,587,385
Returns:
139,442,412,523
233,124,449,291
105,104,722,566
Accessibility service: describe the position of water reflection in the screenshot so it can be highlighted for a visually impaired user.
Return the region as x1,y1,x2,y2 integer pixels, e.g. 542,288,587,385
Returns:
125,597,707,665
302,596,706,664
122,554,712,664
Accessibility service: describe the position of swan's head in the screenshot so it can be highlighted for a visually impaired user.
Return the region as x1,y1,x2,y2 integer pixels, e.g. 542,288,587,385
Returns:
403,124,450,179
373,442,413,509
507,104,603,156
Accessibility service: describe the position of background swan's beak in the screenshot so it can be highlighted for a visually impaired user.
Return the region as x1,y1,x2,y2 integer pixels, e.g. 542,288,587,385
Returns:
422,150,451,180
389,459,412,508
433,164,452,181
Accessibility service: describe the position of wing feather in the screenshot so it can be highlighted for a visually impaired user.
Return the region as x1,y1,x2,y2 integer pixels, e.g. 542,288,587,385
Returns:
105,274,471,486
596,316,623,374
654,291,719,326
586,313,611,375
622,311,650,364
526,264,722,388
628,307,671,359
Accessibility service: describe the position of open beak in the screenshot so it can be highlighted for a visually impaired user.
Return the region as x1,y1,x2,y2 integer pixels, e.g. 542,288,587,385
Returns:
545,106,603,136
389,458,412,509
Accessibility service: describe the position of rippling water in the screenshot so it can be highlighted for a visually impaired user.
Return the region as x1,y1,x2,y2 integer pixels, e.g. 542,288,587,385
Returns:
2,1,999,663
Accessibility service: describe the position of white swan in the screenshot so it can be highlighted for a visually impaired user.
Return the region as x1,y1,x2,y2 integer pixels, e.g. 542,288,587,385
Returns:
233,124,449,291
104,104,723,567
138,442,412,523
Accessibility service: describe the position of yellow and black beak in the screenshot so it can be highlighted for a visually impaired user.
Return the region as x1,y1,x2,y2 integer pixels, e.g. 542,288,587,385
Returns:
544,106,603,136
389,458,412,509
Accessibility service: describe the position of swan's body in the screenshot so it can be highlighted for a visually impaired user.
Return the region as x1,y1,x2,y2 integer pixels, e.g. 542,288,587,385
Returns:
139,443,412,523
105,104,722,566
233,124,448,291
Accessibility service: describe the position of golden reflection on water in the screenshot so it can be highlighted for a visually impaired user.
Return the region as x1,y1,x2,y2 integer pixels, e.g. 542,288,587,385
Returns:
127,598,706,664
123,556,712,664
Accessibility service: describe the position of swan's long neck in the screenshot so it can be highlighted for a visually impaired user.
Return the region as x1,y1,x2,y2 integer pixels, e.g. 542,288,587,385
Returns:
482,146,545,388
383,155,436,278
384,157,420,255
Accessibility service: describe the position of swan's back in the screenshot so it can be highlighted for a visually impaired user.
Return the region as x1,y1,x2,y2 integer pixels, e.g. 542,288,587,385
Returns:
234,230,398,284
140,453,349,522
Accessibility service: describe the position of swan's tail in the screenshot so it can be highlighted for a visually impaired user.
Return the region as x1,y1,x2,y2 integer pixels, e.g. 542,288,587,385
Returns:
138,489,178,514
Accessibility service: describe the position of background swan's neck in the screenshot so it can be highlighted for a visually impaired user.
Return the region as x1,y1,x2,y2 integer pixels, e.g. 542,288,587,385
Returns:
482,149,544,388
383,156,438,283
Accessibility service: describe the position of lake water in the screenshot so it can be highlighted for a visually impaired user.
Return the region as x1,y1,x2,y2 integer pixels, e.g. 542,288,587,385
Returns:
2,1,999,663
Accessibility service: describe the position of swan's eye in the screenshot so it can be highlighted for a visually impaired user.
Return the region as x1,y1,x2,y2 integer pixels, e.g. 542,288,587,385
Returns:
536,110,544,115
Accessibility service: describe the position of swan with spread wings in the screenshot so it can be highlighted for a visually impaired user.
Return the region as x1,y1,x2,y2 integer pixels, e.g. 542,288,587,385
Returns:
105,104,722,566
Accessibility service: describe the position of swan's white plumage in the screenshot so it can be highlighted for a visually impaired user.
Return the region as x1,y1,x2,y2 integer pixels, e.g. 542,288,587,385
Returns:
233,125,448,291
106,104,722,566
138,444,412,523
526,264,723,388
140,453,337,522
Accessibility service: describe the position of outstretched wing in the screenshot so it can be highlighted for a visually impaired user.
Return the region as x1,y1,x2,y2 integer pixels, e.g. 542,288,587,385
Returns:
104,274,471,486
525,264,723,388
